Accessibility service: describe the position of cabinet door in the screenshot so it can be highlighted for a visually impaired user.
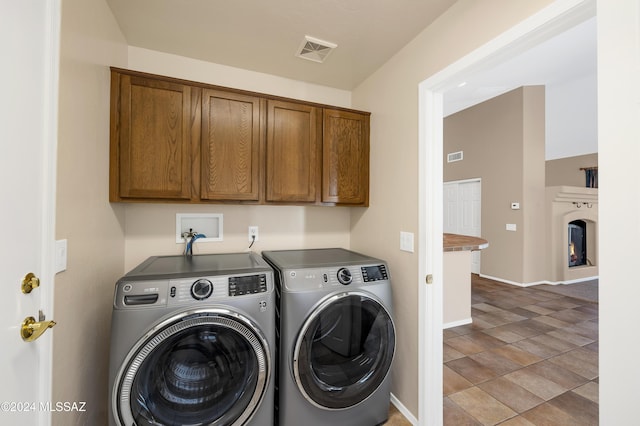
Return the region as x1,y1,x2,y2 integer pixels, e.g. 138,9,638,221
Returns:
114,74,192,200
200,90,262,201
322,109,370,205
266,100,321,203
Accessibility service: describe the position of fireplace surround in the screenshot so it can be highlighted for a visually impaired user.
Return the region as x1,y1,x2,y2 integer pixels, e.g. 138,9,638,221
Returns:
546,186,598,283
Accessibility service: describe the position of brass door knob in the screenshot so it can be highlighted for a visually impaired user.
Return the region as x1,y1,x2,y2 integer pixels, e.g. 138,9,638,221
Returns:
21,273,40,294
20,316,56,342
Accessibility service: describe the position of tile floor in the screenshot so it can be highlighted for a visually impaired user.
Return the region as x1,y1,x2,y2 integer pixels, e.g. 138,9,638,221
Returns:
444,275,598,425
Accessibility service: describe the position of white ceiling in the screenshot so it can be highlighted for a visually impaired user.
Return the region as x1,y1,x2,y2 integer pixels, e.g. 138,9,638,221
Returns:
105,0,458,91
105,1,596,113
444,16,597,116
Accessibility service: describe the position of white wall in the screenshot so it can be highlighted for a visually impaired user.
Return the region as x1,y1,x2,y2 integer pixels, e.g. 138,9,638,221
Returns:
598,0,640,422
546,71,598,159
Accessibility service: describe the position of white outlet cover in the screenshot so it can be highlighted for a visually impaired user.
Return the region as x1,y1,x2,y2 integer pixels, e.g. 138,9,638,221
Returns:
55,239,67,273
400,231,414,253
506,223,517,231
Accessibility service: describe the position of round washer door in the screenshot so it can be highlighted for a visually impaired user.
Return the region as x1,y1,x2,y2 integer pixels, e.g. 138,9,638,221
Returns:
293,292,395,410
114,309,269,426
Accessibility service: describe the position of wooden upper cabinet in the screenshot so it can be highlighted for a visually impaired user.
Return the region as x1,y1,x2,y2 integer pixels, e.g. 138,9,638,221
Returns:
111,73,192,201
322,109,370,205
266,100,321,203
200,90,262,201
110,68,370,206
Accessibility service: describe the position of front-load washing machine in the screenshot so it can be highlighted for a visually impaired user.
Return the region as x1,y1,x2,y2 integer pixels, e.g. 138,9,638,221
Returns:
108,253,275,426
261,248,396,426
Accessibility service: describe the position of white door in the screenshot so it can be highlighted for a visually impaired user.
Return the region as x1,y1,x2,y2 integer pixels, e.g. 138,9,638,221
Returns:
0,1,59,424
443,180,481,273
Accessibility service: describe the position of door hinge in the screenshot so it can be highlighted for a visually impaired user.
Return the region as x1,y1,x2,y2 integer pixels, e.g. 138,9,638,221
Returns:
426,274,433,285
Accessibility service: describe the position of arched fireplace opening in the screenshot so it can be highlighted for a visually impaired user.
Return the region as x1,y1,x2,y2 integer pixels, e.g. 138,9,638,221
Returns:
569,219,587,267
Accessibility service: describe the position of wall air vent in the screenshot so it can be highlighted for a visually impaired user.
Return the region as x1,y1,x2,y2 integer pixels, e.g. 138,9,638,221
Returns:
296,35,337,63
447,151,464,163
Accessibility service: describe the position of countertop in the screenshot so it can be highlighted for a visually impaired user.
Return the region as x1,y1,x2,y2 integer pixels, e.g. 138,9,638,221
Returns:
443,233,489,252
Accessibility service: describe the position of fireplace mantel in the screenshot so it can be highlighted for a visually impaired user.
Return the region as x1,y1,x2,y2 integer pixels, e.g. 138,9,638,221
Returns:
545,186,598,284
549,185,598,203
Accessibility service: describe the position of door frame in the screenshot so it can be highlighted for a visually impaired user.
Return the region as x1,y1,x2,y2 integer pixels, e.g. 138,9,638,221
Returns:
38,1,61,423
417,0,595,424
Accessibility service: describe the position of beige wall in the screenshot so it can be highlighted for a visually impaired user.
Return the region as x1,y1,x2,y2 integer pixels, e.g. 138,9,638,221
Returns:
121,48,355,271
522,87,547,283
123,204,350,271
443,87,546,284
546,153,598,186
53,0,127,423
128,46,352,109
443,251,472,326
350,0,556,417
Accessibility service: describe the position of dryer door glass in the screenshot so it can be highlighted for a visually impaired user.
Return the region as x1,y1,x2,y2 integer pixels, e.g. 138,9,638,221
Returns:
294,293,395,409
116,312,269,425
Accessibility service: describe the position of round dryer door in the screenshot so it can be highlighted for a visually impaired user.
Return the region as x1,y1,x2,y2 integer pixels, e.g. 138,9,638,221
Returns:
113,309,270,426
293,292,395,409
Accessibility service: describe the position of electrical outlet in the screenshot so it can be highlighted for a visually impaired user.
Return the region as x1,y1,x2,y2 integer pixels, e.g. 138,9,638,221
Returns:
248,226,259,242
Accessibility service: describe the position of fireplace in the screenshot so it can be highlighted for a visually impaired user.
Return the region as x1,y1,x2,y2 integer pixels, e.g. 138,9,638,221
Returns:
546,186,598,283
568,220,587,267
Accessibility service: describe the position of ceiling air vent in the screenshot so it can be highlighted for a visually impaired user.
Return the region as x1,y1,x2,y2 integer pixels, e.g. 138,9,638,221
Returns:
447,151,463,163
296,36,337,63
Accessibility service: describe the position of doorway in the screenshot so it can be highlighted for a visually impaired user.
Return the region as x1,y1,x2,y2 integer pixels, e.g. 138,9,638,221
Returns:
417,1,596,424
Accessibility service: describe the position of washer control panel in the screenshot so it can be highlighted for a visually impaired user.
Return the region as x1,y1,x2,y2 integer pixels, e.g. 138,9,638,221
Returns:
115,272,271,308
229,274,268,296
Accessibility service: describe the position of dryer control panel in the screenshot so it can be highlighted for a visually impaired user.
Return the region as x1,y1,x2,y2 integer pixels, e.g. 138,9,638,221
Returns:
283,264,389,292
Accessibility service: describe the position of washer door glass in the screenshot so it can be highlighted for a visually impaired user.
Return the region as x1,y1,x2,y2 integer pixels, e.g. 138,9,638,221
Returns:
294,293,395,409
116,311,269,426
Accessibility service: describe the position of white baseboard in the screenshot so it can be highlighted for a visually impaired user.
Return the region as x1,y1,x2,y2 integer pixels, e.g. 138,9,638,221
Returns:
390,393,418,425
479,274,599,287
479,274,535,287
443,318,472,329
543,276,599,285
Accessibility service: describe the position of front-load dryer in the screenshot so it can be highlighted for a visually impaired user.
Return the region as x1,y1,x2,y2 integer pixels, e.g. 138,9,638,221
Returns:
261,248,396,426
108,253,275,426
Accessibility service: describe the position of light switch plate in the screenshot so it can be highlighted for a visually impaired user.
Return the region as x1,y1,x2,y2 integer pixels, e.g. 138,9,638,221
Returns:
506,223,517,231
400,231,414,253
55,239,67,273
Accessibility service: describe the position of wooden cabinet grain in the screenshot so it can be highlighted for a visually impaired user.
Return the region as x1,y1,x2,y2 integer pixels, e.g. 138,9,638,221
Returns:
110,72,193,201
322,108,370,205
266,100,321,203
110,68,370,206
200,90,263,201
